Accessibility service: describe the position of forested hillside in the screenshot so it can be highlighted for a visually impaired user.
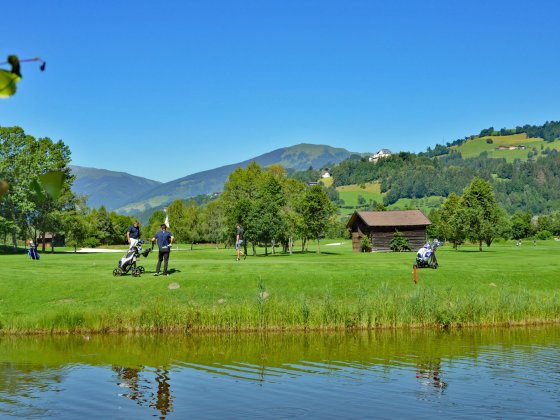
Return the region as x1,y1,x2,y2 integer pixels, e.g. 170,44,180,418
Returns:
328,151,560,215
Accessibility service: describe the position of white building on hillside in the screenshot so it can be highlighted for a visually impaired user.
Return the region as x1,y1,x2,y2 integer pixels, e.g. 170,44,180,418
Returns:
369,149,393,163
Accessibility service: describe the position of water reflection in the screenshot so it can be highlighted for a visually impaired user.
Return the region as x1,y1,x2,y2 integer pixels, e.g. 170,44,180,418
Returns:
416,358,447,390
1,327,559,418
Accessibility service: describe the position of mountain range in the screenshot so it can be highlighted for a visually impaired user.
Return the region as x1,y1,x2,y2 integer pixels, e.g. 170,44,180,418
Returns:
71,144,358,213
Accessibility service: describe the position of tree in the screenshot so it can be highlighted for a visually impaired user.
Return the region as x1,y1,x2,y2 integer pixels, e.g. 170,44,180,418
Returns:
459,177,503,251
248,172,285,255
202,199,226,248
281,178,307,254
510,211,533,239
167,199,188,244
438,193,465,249
184,199,202,250
62,200,90,252
390,229,410,252
0,127,76,251
221,161,263,255
299,185,337,253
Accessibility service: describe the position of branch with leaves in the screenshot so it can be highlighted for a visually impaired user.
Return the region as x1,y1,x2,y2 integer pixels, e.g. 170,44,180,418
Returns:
0,55,46,98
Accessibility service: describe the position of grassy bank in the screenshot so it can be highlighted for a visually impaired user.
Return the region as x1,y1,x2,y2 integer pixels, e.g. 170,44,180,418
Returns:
1,240,559,333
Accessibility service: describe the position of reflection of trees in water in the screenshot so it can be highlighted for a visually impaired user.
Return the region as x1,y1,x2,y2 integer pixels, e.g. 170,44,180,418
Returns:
112,366,173,419
416,359,447,390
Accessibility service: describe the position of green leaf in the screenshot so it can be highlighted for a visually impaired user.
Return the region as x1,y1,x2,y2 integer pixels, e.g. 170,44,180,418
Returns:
38,170,65,199
0,69,20,98
30,179,47,203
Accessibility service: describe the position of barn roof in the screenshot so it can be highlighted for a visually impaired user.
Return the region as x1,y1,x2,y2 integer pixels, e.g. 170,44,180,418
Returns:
346,210,431,228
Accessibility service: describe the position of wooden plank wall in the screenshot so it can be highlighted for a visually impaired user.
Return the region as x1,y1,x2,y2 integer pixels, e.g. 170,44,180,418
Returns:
371,226,427,252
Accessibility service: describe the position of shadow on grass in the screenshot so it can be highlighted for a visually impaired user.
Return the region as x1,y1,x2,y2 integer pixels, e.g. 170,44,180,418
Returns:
247,250,343,257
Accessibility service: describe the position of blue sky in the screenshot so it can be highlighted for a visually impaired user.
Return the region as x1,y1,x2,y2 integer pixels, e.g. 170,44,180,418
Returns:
2,0,560,182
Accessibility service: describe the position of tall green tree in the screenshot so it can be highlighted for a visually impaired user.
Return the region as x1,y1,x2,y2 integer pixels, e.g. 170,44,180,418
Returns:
281,178,307,254
167,199,188,243
299,185,337,253
221,161,263,255
438,193,465,249
202,199,227,248
459,177,502,251
248,171,286,255
0,126,75,250
510,211,533,239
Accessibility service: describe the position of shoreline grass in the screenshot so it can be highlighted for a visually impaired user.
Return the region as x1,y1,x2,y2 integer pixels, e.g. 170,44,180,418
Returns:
1,240,559,334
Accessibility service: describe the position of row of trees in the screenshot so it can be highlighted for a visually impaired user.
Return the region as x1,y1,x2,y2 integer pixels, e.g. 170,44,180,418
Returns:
427,177,560,251
156,162,338,254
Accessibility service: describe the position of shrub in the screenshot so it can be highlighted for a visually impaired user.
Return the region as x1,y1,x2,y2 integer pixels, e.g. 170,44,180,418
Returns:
536,230,552,240
360,236,371,252
390,230,410,252
83,237,101,248
486,138,493,144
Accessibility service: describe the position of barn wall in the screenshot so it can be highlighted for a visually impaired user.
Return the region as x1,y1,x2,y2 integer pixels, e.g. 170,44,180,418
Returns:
349,219,370,252
371,226,427,252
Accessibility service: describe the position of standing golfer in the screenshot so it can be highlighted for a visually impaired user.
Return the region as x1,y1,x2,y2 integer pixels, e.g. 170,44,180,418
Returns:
152,224,174,276
127,220,141,248
235,223,245,261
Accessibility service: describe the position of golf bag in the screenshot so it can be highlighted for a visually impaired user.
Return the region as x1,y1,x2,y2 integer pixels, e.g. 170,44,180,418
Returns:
28,243,40,260
113,239,151,277
414,239,441,269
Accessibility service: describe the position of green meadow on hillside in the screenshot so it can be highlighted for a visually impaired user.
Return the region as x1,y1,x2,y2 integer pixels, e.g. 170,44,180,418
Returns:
1,240,559,333
386,196,445,214
336,182,384,215
452,133,560,161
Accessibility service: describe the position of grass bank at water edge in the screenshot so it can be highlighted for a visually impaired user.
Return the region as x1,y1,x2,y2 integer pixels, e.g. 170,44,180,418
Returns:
1,240,559,333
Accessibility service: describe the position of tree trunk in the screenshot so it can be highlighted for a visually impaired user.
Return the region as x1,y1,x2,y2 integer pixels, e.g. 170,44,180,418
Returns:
316,237,321,254
289,236,293,255
479,240,483,252
264,244,268,256
252,243,256,256
11,228,17,252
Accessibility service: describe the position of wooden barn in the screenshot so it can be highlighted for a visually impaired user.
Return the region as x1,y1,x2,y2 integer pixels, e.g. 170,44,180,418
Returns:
346,210,431,252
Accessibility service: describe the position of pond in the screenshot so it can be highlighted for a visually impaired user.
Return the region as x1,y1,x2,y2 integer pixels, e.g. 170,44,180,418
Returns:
1,327,559,418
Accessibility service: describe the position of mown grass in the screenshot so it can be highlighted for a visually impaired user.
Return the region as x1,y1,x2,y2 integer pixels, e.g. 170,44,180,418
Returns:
1,240,559,333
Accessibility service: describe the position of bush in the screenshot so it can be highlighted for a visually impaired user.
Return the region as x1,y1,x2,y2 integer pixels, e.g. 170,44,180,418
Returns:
360,236,371,252
486,138,493,144
536,230,552,240
390,230,410,252
83,237,101,248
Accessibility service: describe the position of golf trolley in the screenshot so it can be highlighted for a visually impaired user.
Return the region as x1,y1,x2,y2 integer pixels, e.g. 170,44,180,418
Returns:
113,239,152,277
414,239,441,269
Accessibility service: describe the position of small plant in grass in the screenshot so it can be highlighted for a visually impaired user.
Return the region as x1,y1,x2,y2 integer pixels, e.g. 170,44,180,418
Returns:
390,229,410,252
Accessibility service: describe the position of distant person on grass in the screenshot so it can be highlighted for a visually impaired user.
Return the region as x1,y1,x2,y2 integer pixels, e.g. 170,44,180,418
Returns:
127,221,140,249
151,224,174,276
235,223,245,261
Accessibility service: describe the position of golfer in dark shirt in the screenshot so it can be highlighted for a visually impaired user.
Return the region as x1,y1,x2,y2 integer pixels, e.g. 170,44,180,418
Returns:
127,221,140,248
151,224,174,276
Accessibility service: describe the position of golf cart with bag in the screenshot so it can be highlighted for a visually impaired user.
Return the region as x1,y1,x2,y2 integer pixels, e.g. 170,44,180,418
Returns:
113,239,152,277
414,239,441,269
